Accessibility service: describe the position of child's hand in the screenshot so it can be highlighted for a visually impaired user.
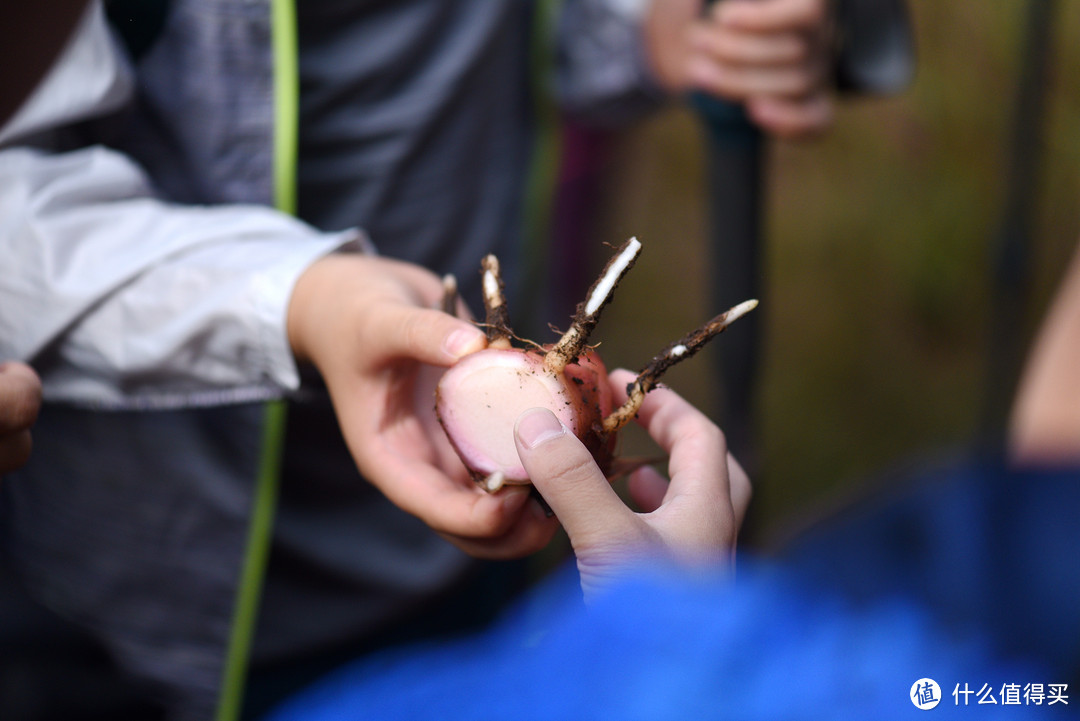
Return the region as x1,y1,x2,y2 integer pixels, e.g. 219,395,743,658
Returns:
515,369,751,601
288,253,558,559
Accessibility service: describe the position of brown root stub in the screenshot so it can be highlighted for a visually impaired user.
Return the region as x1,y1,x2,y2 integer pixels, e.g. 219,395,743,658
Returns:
600,299,759,435
434,238,755,492
481,254,513,349
441,274,458,316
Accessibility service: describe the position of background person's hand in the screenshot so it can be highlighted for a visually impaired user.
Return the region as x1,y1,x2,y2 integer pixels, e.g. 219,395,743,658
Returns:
515,368,750,601
646,0,835,139
287,253,558,559
0,361,42,476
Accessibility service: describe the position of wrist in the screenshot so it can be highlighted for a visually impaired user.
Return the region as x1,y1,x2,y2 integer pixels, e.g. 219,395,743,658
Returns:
287,252,353,367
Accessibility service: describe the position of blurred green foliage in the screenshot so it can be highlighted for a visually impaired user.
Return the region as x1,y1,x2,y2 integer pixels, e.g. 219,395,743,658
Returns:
582,0,1080,543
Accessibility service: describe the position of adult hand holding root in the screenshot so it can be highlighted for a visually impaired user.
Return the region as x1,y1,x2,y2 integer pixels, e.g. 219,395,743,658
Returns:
288,253,558,560
646,0,834,139
515,369,751,602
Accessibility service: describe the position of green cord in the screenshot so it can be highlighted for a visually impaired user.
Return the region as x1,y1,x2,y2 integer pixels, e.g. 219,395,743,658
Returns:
214,402,287,721
271,0,299,217
215,0,297,719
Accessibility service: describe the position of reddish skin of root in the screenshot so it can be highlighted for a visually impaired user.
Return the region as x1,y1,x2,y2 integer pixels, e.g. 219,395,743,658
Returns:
435,347,614,484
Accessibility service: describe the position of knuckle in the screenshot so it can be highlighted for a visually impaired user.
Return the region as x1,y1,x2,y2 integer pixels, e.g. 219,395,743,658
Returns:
519,425,598,485
674,411,725,451
704,422,727,450
541,445,598,486
401,311,432,352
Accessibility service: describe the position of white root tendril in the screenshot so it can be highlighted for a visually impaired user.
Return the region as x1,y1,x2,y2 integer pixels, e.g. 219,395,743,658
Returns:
546,237,641,375
585,237,640,316
481,254,513,348
724,299,758,326
483,269,502,309
483,471,506,493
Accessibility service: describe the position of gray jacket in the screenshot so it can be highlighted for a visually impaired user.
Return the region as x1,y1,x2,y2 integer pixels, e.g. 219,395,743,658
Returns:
0,1,663,719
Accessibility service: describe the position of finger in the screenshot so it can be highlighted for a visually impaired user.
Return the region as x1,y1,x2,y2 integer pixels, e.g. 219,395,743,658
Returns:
0,430,33,475
439,499,560,560
366,305,487,367
688,59,822,100
608,369,720,464
747,93,834,139
714,0,827,33
609,369,729,506
727,453,752,528
514,407,635,541
627,464,669,512
610,371,751,536
368,446,539,538
608,371,742,561
0,362,42,434
689,24,809,68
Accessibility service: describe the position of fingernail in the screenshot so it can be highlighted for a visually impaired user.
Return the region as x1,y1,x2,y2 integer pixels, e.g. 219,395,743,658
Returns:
515,408,567,450
444,327,485,359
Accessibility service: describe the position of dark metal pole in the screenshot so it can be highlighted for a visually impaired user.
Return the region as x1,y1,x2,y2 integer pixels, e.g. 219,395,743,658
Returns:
980,0,1057,447
692,0,914,544
692,93,765,470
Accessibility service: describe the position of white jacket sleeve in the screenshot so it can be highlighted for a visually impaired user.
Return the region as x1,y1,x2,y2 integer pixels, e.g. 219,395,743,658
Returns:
0,2,364,409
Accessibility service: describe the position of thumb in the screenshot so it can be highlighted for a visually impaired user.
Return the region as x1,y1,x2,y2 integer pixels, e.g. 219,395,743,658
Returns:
370,305,487,366
514,408,633,540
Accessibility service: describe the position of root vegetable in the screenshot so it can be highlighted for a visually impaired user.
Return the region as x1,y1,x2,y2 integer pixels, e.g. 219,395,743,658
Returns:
435,238,756,492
